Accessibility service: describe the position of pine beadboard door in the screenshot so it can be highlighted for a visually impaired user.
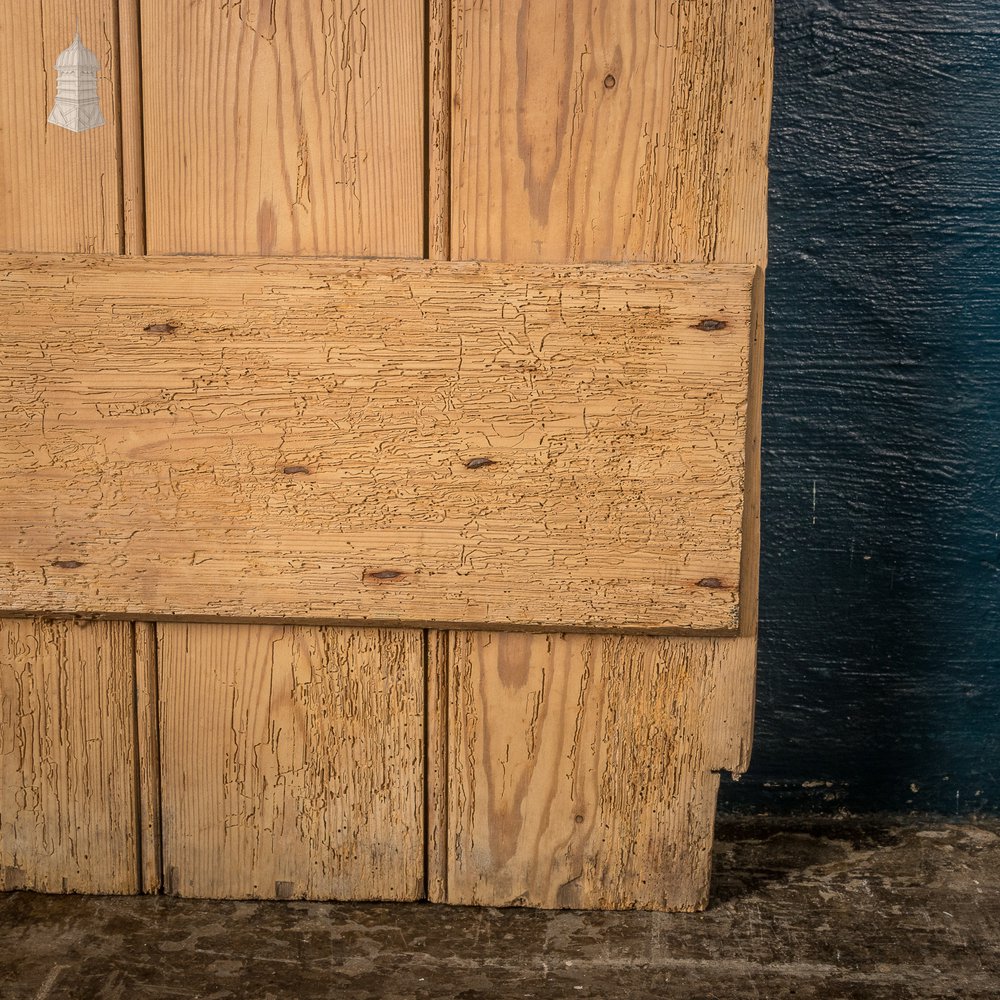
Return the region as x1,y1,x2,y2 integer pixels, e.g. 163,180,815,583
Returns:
138,0,427,900
0,0,771,911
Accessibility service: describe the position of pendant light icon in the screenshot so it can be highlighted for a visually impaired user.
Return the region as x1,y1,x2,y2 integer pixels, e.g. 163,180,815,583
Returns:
47,28,105,133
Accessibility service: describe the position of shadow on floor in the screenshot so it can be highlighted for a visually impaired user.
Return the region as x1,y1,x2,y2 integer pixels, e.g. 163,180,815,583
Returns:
710,815,905,904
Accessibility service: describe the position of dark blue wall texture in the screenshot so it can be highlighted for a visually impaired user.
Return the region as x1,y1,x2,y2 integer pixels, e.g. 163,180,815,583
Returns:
718,1,1000,815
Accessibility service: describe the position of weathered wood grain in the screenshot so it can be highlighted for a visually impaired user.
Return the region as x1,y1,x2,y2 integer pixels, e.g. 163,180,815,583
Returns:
0,618,138,893
157,623,424,900
445,630,761,911
0,0,143,898
425,628,450,902
0,253,753,633
438,558,762,911
425,2,454,899
428,0,453,262
451,0,772,265
140,0,424,257
118,0,146,257
133,621,162,893
137,0,429,905
440,0,773,910
118,4,158,891
0,1,123,253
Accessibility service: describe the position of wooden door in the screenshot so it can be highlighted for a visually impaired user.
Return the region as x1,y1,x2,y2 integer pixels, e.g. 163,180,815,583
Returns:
0,1,771,910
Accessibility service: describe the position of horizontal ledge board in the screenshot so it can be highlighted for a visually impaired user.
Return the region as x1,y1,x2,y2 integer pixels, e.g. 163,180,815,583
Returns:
0,255,753,633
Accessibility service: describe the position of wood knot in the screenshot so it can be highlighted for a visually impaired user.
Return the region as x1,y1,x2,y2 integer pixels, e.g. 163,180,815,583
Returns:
51,559,84,569
604,74,617,89
281,465,311,476
693,319,727,332
363,568,407,584
465,457,497,470
143,322,177,334
696,577,725,589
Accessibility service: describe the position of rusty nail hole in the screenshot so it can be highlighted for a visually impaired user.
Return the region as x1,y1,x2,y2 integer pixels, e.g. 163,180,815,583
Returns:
696,577,725,589
694,319,727,332
282,465,310,475
364,569,405,583
604,74,616,89
52,560,84,569
144,322,177,334
465,457,497,470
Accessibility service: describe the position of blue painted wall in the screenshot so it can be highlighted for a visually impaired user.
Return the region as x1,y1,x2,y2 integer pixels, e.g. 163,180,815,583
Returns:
719,0,1000,814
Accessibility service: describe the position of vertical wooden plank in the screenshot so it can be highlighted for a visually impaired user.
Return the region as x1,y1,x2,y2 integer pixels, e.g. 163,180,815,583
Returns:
443,0,772,910
133,622,162,893
427,0,452,262
664,1,773,266
451,0,676,263
0,620,137,894
158,624,424,900
117,0,146,256
141,0,424,257
0,1,140,896
119,3,159,892
449,632,735,911
141,2,427,900
425,0,452,901
0,1,123,253
451,0,771,266
425,629,450,902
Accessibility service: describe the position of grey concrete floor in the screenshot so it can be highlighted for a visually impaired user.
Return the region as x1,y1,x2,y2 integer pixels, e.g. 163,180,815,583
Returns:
2,818,998,999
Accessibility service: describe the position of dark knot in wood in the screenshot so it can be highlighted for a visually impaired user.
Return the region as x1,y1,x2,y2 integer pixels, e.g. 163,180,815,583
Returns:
696,577,725,589
693,319,727,331
281,465,311,475
465,457,497,470
52,559,84,569
363,569,406,584
144,322,177,334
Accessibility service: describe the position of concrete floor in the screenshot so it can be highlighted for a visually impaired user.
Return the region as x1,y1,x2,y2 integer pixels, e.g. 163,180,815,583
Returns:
2,818,998,999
